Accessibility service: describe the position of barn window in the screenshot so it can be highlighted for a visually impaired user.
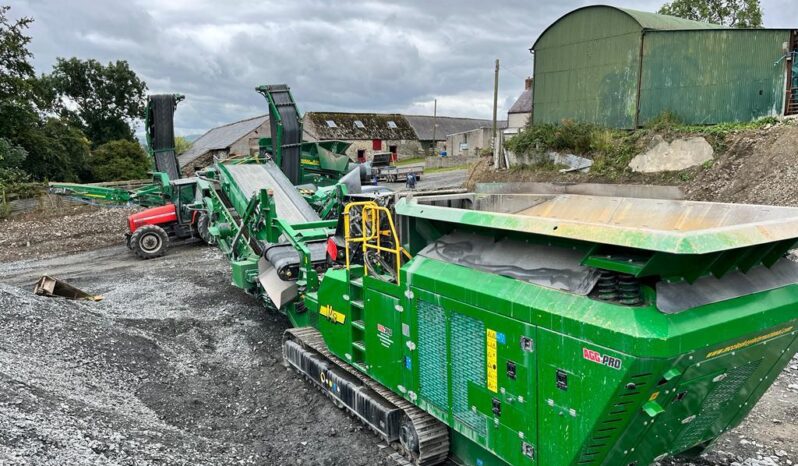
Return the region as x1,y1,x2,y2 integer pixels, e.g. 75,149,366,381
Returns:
354,120,366,129
387,120,398,129
325,120,337,128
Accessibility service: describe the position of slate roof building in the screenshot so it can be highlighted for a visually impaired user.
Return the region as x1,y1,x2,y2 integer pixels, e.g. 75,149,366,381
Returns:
531,5,798,128
404,115,497,145
178,115,270,175
303,112,498,160
507,78,534,129
178,110,501,171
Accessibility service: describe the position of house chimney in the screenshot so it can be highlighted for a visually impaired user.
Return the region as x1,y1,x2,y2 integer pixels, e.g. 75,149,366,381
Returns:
524,77,533,90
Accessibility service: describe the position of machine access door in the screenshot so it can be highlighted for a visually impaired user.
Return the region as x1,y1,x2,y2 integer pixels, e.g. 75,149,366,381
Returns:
410,287,538,466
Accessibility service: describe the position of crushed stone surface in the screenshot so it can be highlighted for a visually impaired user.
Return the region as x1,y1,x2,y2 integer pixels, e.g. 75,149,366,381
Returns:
0,246,390,466
0,203,139,263
685,123,798,206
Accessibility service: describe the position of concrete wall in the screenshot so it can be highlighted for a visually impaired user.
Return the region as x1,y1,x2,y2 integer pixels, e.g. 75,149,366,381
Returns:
425,155,479,169
228,120,270,158
182,149,228,176
508,112,531,129
475,181,684,200
339,139,424,161
446,127,493,157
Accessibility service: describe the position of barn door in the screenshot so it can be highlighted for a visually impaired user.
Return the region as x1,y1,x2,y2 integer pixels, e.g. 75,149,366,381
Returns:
786,30,798,116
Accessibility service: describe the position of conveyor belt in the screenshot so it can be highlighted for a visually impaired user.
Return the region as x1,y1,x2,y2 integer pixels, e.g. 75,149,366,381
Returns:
267,84,302,185
148,94,181,180
224,161,320,225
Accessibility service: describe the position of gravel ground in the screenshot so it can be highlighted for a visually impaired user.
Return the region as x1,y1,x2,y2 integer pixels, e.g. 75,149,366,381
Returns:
0,245,391,466
1,244,795,466
0,202,138,262
685,123,798,206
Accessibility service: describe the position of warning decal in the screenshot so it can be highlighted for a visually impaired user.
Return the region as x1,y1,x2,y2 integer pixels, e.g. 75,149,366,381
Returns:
487,329,498,392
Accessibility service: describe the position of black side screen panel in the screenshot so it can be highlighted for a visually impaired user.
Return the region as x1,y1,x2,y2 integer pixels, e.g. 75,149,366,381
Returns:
148,94,180,180
268,85,301,185
657,258,798,313
418,230,600,295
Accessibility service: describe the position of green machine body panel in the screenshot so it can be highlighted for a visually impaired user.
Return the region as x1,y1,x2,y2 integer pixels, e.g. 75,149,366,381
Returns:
259,137,356,187
299,192,798,466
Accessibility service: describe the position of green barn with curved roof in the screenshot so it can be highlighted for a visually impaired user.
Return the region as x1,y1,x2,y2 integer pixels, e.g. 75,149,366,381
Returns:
531,5,797,128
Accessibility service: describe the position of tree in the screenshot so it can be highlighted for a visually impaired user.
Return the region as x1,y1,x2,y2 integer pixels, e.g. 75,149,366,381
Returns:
0,5,39,140
0,5,93,183
0,6,34,101
0,137,30,186
0,136,27,169
89,139,151,182
18,118,90,182
174,135,192,155
48,58,148,147
659,0,763,28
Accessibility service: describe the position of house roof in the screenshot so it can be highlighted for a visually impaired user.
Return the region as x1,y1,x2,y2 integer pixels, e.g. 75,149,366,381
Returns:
178,114,268,167
404,115,505,141
305,112,417,140
532,5,723,50
508,88,533,114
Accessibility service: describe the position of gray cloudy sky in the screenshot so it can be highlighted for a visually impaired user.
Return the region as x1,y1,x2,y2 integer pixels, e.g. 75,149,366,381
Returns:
11,0,798,136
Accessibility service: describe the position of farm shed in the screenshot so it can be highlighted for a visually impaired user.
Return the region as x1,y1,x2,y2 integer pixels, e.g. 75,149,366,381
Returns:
531,5,797,128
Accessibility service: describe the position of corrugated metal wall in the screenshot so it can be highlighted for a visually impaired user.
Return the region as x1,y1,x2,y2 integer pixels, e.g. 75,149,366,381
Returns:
639,30,789,125
533,8,642,128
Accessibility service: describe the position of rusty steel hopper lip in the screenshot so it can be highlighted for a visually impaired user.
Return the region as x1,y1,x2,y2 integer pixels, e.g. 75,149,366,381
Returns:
397,193,798,255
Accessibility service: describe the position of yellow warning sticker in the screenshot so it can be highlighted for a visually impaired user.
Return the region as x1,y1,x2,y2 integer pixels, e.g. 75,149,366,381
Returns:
487,329,498,393
320,304,346,324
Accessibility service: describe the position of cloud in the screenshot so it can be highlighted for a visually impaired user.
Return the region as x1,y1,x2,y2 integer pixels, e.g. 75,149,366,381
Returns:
11,0,796,135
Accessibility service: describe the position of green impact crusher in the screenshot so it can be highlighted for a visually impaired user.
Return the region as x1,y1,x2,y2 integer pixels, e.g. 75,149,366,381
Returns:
280,191,798,466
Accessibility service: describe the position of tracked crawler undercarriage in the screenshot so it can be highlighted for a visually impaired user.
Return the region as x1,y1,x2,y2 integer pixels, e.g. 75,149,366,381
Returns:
284,327,450,466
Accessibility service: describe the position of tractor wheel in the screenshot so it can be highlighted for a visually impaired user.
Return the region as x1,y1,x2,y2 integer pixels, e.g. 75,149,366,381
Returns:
130,225,169,259
197,213,215,245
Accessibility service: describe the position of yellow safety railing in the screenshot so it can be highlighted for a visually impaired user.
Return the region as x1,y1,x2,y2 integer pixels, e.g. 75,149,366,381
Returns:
343,201,411,284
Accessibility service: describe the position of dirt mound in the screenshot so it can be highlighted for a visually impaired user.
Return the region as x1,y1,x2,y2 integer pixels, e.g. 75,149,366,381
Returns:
0,204,138,263
685,123,798,205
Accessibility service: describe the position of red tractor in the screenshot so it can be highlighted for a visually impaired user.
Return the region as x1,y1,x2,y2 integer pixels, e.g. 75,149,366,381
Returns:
125,180,212,259
125,204,213,259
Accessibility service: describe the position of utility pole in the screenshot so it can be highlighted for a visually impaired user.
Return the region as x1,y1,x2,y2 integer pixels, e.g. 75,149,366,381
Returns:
431,99,437,156
492,58,501,168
